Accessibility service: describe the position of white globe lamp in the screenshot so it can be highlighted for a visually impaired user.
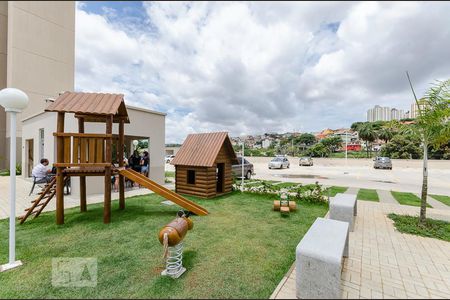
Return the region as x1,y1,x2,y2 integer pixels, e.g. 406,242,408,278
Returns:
0,88,29,272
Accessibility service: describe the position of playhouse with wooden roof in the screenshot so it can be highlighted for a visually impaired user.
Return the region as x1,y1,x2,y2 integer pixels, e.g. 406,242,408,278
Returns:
171,132,238,198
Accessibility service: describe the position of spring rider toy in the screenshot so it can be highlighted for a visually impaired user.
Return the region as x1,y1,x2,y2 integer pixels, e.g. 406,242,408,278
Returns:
158,210,193,278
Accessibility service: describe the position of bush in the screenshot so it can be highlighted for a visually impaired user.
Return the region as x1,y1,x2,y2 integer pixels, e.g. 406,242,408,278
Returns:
292,182,328,204
380,135,421,159
303,143,330,157
233,180,328,204
0,164,21,176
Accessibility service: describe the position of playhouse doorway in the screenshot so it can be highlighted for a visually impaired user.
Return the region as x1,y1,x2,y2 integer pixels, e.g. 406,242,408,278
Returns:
216,163,224,193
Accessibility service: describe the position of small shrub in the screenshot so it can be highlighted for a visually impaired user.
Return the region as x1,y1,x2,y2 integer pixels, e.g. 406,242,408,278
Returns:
292,182,328,204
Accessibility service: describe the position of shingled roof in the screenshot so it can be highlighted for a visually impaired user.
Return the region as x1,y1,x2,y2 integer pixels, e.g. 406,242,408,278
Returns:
45,91,129,123
171,132,238,167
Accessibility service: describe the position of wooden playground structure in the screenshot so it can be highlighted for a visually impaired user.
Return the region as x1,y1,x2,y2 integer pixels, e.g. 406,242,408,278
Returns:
19,92,207,225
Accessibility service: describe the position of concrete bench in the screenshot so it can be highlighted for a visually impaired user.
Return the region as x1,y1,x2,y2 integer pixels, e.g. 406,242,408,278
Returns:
296,217,349,299
330,193,357,231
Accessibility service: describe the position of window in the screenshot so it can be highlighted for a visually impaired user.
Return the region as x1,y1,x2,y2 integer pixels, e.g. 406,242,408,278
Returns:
187,170,196,184
39,128,44,160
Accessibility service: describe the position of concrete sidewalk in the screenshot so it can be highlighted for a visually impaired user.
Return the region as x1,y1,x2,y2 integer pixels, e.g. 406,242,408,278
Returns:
270,201,450,299
377,189,398,204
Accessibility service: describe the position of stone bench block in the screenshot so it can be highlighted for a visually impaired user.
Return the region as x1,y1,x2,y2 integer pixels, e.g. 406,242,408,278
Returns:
330,194,357,231
296,217,349,299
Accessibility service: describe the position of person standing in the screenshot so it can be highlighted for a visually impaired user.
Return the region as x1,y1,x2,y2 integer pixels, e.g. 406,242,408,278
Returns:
140,151,149,177
128,150,141,173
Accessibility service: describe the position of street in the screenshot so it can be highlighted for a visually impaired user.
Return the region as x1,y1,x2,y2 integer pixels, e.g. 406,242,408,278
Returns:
166,157,450,196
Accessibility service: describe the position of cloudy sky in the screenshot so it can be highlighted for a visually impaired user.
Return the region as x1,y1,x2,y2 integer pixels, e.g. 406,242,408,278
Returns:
75,1,450,143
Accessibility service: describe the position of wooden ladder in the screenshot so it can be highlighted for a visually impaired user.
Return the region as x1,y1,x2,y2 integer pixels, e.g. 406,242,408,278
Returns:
19,177,65,224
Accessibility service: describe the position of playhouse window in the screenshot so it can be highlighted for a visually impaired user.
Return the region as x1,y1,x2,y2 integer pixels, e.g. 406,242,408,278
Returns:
187,170,196,184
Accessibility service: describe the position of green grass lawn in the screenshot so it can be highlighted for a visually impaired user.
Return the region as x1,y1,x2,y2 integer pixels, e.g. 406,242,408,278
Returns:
388,214,450,242
329,151,375,159
391,191,432,208
0,192,327,298
430,194,450,206
324,186,348,197
274,182,300,189
357,189,379,202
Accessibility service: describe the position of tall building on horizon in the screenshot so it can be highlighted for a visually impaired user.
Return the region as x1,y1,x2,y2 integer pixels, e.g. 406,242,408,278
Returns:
0,1,75,169
367,105,407,122
410,99,428,118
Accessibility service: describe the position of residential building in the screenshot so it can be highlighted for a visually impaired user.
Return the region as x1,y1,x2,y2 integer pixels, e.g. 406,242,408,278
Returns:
165,146,180,156
410,99,428,118
367,105,407,122
261,139,271,148
0,1,75,169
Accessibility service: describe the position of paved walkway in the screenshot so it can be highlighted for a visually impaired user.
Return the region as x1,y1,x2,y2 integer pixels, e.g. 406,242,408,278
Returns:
0,176,175,219
271,201,450,299
345,187,360,195
377,189,398,204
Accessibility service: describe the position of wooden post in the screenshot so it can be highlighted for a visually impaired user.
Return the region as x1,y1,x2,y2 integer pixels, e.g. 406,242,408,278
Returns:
56,112,65,225
118,120,125,209
78,117,87,212
104,115,113,224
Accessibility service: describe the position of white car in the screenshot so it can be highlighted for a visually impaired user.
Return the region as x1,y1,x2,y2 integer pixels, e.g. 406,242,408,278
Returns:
165,155,175,163
268,157,290,169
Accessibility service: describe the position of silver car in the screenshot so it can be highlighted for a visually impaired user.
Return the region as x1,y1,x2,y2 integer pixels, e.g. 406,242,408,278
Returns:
373,157,392,169
268,157,290,169
299,157,313,166
232,157,255,179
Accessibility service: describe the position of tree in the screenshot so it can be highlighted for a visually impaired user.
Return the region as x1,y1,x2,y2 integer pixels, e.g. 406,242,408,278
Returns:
406,75,450,224
294,133,317,146
351,121,365,131
358,123,378,158
304,143,330,157
378,120,400,143
380,135,421,159
378,127,394,143
320,136,342,153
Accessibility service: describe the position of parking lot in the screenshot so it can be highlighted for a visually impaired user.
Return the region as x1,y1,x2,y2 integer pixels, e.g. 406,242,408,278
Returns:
166,157,450,196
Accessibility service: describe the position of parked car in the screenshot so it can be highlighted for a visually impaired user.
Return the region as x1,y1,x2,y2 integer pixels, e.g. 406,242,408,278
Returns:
268,157,290,169
165,155,175,163
373,157,392,169
299,157,313,166
232,157,255,179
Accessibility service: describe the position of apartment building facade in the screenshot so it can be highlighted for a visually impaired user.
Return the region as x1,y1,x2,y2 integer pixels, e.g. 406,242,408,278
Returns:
366,105,407,122
0,1,75,169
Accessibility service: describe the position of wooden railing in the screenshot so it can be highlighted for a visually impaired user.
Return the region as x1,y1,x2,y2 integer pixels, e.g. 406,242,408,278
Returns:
53,133,114,167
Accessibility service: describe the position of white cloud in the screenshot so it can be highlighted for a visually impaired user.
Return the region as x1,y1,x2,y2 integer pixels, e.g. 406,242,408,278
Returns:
75,1,450,143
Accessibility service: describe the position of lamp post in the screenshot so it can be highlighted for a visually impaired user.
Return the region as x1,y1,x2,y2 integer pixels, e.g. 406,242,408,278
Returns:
345,131,348,165
241,141,244,191
0,88,29,272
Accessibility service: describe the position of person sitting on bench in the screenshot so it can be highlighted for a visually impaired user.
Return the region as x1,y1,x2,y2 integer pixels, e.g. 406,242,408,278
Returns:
32,158,53,183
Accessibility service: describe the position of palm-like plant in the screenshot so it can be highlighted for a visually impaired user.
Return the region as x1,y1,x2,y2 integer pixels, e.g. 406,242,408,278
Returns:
378,120,400,143
358,123,378,158
406,74,450,224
